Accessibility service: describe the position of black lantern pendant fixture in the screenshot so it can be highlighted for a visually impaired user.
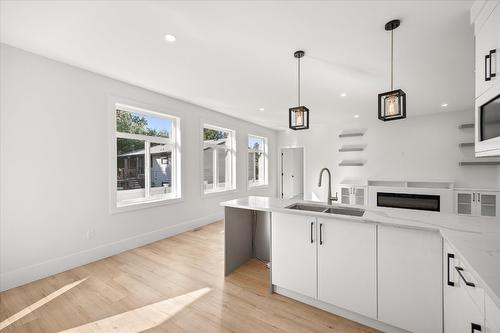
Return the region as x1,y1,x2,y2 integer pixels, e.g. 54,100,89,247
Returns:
378,19,406,121
289,50,309,130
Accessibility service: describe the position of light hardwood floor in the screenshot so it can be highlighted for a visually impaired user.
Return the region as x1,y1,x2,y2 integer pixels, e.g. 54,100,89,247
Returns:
0,221,380,333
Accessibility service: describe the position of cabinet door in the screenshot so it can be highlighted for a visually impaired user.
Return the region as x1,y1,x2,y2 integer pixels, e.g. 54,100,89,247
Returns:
353,187,366,206
456,191,474,215
444,242,485,333
271,213,317,298
378,225,443,333
485,293,500,333
340,187,351,205
475,2,500,98
317,218,377,319
478,192,498,217
444,280,484,333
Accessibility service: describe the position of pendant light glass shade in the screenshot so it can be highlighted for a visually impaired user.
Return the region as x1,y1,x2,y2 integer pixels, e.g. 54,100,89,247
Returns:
289,106,309,130
378,89,406,121
378,19,406,121
289,50,309,130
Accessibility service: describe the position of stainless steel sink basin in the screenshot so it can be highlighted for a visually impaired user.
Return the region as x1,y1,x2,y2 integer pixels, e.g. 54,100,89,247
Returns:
324,207,365,217
286,203,328,212
285,203,365,217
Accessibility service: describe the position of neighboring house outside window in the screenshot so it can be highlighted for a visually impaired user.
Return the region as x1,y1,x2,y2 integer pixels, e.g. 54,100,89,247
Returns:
248,135,268,187
114,104,180,208
203,125,236,193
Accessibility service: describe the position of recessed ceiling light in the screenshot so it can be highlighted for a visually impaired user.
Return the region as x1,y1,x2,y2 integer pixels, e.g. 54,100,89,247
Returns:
340,92,347,97
164,34,177,43
259,107,265,111
441,103,448,107
354,114,360,118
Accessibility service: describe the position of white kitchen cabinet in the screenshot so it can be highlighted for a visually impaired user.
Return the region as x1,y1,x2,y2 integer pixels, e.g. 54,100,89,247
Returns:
271,212,317,298
317,218,377,319
444,241,485,333
455,190,499,217
479,192,499,217
474,0,500,98
339,185,367,206
378,225,442,333
485,293,500,333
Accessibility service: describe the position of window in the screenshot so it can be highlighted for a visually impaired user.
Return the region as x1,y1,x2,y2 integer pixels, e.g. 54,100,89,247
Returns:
248,135,267,187
203,125,235,193
114,104,180,207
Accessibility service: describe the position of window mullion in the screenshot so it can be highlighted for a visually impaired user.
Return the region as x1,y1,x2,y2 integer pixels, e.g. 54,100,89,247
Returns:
251,152,255,182
145,141,151,198
213,149,218,189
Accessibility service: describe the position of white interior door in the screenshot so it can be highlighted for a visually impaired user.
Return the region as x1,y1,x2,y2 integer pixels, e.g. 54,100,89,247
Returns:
281,147,303,199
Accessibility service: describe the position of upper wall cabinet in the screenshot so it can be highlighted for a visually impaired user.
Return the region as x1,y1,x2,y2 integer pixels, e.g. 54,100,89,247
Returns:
473,0,500,98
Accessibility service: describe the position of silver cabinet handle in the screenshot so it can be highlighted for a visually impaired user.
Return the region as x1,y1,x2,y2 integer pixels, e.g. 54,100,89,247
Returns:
473,193,475,202
477,193,481,203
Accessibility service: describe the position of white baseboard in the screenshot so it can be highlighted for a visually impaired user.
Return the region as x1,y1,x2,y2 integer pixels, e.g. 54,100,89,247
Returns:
0,213,222,291
273,286,411,333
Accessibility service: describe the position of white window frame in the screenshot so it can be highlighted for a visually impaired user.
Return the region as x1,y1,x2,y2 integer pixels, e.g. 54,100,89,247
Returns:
110,102,181,211
201,124,236,195
247,134,268,189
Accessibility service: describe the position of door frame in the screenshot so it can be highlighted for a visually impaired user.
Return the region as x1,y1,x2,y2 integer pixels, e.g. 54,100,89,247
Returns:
279,146,306,199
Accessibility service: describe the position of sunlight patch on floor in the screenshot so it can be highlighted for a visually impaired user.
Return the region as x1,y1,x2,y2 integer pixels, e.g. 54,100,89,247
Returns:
0,277,88,330
58,287,211,332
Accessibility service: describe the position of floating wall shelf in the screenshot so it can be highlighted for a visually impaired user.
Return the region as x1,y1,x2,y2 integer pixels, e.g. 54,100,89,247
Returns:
459,161,500,166
458,123,474,129
367,180,454,189
339,160,365,166
339,145,365,152
459,142,474,148
338,130,365,138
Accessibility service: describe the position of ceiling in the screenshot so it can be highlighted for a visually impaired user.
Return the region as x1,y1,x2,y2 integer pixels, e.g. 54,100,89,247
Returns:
0,1,474,130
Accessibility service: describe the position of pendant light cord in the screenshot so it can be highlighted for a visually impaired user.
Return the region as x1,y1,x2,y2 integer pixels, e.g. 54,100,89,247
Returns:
390,29,394,91
298,56,301,106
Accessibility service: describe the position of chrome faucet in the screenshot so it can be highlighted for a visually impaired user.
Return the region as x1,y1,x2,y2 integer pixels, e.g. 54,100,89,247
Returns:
318,168,338,205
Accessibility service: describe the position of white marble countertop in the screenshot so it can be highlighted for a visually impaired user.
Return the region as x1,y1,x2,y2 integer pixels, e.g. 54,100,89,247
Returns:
220,196,500,308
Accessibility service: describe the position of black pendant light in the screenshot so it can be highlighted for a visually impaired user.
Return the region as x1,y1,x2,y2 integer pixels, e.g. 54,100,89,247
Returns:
378,19,406,121
289,50,309,130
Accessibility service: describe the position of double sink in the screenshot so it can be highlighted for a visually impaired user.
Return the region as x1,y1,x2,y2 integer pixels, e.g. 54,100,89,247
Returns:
286,203,365,217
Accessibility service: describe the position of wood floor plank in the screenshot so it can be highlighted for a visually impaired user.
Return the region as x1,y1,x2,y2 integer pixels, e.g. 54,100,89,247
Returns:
0,221,380,333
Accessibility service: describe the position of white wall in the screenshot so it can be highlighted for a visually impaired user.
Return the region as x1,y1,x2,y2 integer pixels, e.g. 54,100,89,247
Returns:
278,110,500,202
0,44,277,291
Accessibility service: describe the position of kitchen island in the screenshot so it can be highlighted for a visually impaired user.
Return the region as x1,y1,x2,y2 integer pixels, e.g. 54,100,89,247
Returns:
221,196,500,333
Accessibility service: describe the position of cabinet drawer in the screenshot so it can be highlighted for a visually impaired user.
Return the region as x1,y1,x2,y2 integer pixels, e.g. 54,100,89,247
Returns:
447,242,485,315
485,293,500,333
456,259,485,315
444,242,485,333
